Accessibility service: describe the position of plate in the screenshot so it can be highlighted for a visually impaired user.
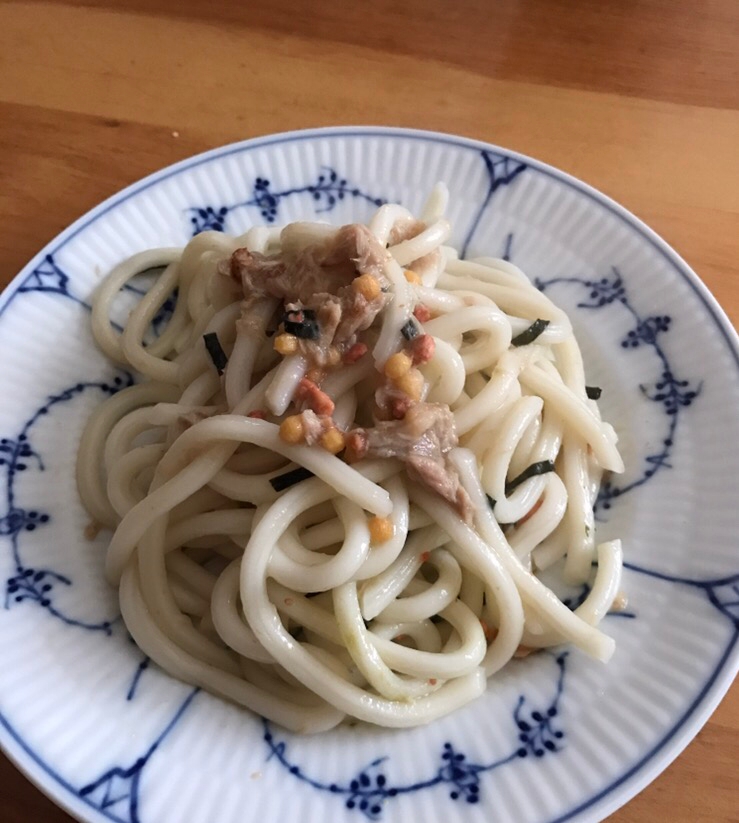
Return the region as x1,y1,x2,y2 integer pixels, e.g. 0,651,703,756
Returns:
0,127,737,823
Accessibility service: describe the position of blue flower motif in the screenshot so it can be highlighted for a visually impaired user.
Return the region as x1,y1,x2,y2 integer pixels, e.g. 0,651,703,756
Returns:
0,432,42,469
6,565,66,610
189,206,229,234
621,315,671,349
512,661,566,758
440,744,482,803
639,369,701,415
343,760,390,819
535,269,626,308
4,558,115,635
0,507,49,537
187,166,385,235
582,271,626,307
252,177,279,222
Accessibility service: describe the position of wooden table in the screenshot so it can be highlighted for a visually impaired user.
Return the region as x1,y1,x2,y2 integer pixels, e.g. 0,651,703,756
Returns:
0,1,736,820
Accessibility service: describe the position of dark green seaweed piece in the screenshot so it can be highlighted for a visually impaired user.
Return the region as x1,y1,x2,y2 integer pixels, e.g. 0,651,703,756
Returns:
283,308,320,340
269,466,315,492
505,460,555,495
401,319,419,340
203,332,228,375
511,318,550,347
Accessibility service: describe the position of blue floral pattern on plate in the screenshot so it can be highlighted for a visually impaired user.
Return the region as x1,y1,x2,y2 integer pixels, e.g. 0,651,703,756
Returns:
263,654,568,820
187,167,386,235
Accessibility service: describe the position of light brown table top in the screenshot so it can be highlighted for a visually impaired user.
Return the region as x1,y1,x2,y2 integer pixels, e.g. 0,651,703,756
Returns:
0,1,737,821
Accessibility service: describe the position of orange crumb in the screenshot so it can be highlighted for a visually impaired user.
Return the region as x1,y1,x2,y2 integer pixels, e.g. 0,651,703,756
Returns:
368,516,393,544
480,619,497,642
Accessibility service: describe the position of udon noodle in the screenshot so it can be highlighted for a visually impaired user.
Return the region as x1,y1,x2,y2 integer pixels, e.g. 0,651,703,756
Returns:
77,185,624,732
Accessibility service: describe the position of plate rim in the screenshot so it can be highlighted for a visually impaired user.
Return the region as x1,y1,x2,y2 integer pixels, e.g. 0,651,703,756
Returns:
0,125,737,823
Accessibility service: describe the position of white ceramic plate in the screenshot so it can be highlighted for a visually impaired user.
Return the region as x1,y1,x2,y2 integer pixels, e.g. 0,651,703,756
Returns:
0,127,737,823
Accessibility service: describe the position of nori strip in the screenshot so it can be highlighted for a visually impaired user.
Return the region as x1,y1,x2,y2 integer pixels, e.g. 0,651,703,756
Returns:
269,466,315,492
505,460,555,495
511,318,550,347
203,332,228,375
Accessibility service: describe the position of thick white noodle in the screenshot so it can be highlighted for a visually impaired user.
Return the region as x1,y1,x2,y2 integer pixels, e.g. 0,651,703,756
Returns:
78,195,624,732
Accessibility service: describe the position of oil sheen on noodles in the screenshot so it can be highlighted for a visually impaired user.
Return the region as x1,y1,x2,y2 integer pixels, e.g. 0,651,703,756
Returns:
77,185,624,733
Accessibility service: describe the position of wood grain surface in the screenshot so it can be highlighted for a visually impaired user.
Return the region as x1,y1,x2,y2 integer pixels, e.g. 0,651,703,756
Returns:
0,1,737,821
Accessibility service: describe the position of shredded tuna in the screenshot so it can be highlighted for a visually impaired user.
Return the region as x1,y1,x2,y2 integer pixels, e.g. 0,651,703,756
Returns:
282,222,389,282
333,287,385,343
177,406,222,428
388,218,426,246
171,406,224,442
408,251,442,280
374,380,413,421
223,223,389,304
388,217,442,279
348,403,474,520
224,223,391,368
300,410,333,445
283,297,343,367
